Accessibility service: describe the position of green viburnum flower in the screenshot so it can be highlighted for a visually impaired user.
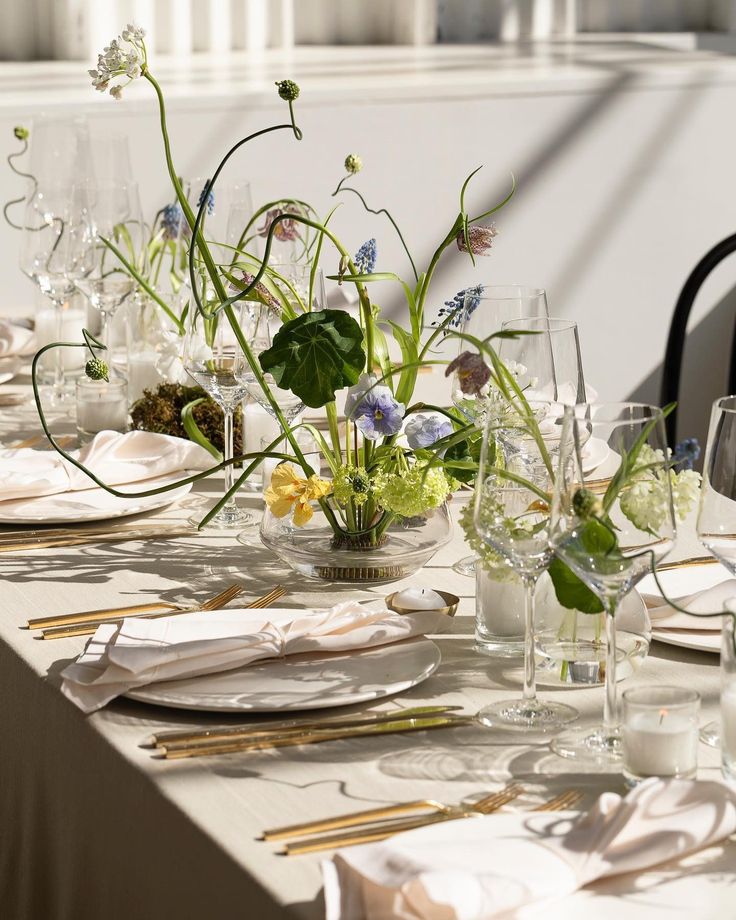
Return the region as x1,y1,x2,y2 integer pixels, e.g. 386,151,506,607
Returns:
13,126,29,141
332,464,372,508
458,500,517,583
85,357,109,382
373,464,450,518
619,444,701,533
344,153,363,175
275,79,300,101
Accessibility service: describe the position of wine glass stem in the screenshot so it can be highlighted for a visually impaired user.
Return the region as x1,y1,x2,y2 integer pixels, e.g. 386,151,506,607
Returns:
521,573,538,703
99,310,110,353
223,407,236,508
603,598,619,735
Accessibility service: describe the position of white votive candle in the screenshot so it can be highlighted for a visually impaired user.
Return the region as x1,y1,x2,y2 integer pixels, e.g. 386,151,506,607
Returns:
35,304,87,370
127,352,162,404
76,378,129,440
392,588,446,610
721,684,736,780
622,686,699,785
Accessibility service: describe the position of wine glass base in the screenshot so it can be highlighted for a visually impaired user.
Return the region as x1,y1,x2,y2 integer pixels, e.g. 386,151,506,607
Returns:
700,721,720,748
188,507,256,531
236,529,265,548
551,725,623,766
477,698,578,733
452,554,478,577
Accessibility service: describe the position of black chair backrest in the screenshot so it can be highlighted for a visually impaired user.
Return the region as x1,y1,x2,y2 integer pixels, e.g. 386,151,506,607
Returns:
661,234,736,446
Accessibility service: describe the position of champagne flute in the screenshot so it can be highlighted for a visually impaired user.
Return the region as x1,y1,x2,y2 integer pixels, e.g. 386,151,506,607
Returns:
473,413,579,731
549,403,677,765
697,395,736,748
183,302,255,529
74,179,146,361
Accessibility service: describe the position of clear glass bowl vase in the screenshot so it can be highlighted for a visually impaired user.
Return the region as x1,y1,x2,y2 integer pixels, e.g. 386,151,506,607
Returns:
259,503,452,584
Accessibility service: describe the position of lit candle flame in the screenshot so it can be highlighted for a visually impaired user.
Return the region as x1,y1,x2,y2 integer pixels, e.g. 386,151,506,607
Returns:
659,708,668,725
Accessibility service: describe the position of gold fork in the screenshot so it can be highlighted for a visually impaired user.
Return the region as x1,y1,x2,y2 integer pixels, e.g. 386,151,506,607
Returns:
279,787,583,856
38,585,286,640
278,785,525,856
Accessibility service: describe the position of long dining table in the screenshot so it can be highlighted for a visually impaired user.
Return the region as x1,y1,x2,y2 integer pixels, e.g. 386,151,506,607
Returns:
0,383,729,920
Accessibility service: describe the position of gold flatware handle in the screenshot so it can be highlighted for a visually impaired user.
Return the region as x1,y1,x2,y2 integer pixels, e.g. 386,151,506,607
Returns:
281,786,523,855
40,584,281,640
1,526,194,554
655,556,719,572
262,800,447,841
159,715,475,760
28,600,181,630
534,790,583,812
158,705,462,753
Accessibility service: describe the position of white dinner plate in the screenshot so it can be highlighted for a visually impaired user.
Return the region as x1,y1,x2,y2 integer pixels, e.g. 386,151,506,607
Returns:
126,637,441,712
0,475,193,524
639,561,731,655
581,436,610,473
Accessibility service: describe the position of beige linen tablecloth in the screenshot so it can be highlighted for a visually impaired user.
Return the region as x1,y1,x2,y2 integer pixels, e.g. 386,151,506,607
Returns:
0,386,726,920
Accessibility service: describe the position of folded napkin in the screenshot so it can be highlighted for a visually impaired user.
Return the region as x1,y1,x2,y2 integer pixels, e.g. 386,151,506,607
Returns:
0,318,35,357
0,430,213,502
60,603,446,713
644,578,736,631
324,778,736,920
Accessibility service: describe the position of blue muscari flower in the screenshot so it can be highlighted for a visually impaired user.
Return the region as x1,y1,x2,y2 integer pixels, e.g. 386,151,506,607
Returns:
405,412,453,449
161,202,185,240
197,183,215,215
352,389,405,440
435,284,484,329
354,238,377,275
674,437,700,470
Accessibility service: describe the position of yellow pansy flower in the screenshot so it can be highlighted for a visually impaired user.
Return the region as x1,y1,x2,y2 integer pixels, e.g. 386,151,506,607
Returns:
264,462,332,526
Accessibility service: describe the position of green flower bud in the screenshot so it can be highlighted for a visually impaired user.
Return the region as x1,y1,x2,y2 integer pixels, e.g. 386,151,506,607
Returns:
572,487,603,519
85,357,109,382
275,79,300,102
344,153,362,175
14,126,29,141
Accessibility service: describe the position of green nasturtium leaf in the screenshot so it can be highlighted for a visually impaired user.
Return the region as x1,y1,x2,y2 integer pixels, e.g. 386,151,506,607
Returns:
258,309,365,409
548,519,618,614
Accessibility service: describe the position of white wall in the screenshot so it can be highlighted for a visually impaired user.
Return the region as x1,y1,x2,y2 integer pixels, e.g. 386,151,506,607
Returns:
1,42,735,444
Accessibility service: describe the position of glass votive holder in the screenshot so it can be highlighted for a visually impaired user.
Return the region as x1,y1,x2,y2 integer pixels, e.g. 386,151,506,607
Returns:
76,377,129,442
622,686,699,786
259,431,321,490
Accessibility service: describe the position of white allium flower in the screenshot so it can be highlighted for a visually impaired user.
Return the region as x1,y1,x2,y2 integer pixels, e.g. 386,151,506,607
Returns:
88,24,146,101
156,330,212,385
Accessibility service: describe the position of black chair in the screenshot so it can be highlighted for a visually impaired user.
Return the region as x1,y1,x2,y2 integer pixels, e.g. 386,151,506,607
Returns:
661,233,736,446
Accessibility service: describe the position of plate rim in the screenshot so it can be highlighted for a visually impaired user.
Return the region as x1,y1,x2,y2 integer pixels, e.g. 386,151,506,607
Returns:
0,478,193,524
125,636,442,712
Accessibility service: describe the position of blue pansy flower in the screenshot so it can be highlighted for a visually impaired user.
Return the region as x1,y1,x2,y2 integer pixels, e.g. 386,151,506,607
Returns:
350,386,405,440
405,413,453,449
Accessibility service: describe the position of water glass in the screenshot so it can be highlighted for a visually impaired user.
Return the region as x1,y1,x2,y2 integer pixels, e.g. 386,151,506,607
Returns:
622,686,699,786
722,616,736,782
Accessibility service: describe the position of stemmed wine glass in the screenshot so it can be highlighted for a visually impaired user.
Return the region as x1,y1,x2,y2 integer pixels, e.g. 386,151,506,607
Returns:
697,395,736,748
183,301,255,529
452,285,549,576
74,179,146,363
19,184,92,403
243,304,306,426
473,411,579,731
549,403,677,765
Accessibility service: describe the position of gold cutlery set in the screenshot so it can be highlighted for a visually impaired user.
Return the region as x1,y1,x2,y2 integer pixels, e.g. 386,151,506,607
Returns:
260,785,584,855
0,523,197,554
24,584,287,640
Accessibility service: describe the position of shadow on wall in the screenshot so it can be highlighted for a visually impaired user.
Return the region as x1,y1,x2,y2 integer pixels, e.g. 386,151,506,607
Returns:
628,283,736,468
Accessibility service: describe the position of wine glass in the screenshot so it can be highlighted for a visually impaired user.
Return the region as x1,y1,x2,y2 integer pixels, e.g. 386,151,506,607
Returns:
29,115,92,186
243,304,305,425
452,285,549,576
473,413,579,732
19,184,92,402
697,395,736,748
74,180,146,362
183,302,255,529
496,317,587,465
549,403,677,765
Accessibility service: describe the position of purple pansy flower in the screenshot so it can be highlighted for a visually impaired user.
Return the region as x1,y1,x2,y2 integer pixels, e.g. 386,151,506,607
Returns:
350,387,405,441
405,413,453,449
